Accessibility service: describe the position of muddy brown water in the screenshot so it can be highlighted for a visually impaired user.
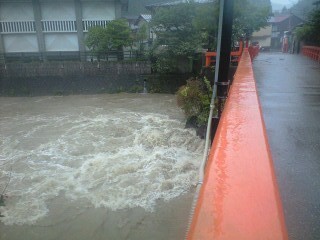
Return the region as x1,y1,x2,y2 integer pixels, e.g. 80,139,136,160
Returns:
0,93,204,240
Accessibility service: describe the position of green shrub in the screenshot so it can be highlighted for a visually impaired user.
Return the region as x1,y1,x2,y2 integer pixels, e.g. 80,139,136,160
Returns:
176,77,215,126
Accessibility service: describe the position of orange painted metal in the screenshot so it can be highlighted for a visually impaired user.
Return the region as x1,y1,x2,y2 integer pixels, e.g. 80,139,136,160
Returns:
187,49,288,240
248,45,259,60
205,41,244,67
302,46,320,63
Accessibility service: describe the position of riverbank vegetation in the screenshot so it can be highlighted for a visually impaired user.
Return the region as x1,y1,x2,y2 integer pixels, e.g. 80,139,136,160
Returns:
152,0,271,131
85,19,132,61
177,77,214,128
295,9,320,46
149,0,271,73
84,0,272,134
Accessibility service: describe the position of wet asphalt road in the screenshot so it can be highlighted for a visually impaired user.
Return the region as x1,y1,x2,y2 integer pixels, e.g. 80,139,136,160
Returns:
253,52,320,240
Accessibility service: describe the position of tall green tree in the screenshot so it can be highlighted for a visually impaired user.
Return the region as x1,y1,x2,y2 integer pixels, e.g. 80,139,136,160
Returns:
291,0,318,19
149,0,271,73
86,26,108,60
192,2,219,50
85,19,132,60
295,9,320,46
134,23,148,53
150,1,219,73
233,0,272,40
151,2,200,56
105,19,132,54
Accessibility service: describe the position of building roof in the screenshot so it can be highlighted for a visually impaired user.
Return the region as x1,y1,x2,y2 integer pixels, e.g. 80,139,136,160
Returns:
145,0,214,10
140,14,152,22
134,14,152,26
269,15,290,23
269,13,305,24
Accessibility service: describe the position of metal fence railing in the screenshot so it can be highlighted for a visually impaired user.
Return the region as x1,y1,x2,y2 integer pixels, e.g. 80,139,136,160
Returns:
302,46,320,63
0,19,113,34
0,21,36,33
0,50,148,63
41,20,77,32
82,20,110,32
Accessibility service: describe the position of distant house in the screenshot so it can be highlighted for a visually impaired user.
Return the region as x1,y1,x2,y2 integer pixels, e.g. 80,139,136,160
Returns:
269,14,305,50
251,26,272,51
134,14,154,46
0,0,128,61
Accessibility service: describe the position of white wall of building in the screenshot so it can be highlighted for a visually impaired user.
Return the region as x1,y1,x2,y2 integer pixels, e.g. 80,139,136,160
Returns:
0,1,37,53
251,26,272,48
82,1,115,20
41,1,76,20
45,33,79,51
0,2,34,21
0,0,119,54
3,34,39,52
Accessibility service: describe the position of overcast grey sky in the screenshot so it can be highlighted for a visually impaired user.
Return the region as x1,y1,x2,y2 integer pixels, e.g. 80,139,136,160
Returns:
271,0,298,11
272,0,297,5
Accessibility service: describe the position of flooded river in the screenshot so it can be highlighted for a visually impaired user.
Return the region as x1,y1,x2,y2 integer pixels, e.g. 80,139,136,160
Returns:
0,94,204,240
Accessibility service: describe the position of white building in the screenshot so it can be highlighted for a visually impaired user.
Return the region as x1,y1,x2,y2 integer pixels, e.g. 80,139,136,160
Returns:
251,26,272,51
0,0,128,61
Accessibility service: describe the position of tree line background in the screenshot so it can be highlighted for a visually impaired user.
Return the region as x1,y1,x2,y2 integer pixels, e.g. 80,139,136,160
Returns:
86,0,272,73
86,0,320,73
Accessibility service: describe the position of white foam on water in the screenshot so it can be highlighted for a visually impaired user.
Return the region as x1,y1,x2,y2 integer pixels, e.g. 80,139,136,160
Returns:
0,97,204,225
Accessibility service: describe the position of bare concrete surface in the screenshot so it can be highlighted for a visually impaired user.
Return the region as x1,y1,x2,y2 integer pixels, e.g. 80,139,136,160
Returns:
253,52,320,240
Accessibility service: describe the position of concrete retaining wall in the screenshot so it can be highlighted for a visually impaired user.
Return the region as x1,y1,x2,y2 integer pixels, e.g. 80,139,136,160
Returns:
0,61,158,95
0,61,192,96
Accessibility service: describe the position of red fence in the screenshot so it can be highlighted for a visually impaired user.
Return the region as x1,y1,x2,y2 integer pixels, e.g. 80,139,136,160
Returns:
187,49,288,240
248,45,259,60
205,41,244,67
302,46,320,63
205,43,259,67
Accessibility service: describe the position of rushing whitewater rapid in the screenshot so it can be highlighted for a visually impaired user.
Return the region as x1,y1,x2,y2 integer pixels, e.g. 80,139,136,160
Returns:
0,94,204,239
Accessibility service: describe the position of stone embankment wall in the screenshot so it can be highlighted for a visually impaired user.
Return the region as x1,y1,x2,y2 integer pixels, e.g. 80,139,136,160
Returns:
0,61,155,96
0,61,192,96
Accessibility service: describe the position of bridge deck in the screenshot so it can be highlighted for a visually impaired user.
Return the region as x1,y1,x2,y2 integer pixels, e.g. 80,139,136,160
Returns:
254,52,320,240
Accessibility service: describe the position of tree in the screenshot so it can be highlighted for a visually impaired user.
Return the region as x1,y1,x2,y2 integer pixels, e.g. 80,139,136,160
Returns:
192,2,219,50
281,6,289,14
295,9,320,46
291,0,318,19
85,19,132,60
134,22,148,53
149,0,271,73
151,2,200,55
105,19,132,58
86,26,108,60
233,0,272,40
150,1,218,73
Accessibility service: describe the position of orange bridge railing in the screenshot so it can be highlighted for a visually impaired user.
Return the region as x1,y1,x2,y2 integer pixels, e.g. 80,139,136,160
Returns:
248,45,259,60
205,41,244,67
302,46,320,63
187,49,288,240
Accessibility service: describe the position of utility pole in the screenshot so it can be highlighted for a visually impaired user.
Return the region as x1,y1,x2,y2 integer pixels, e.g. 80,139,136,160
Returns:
215,0,234,117
209,0,234,142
